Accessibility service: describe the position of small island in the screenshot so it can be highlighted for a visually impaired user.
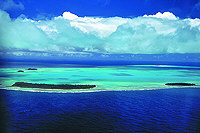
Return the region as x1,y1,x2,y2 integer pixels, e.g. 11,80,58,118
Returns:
27,68,37,70
12,82,96,89
165,83,196,86
17,70,24,72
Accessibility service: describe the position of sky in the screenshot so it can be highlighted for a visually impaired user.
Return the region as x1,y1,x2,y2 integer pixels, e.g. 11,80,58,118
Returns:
1,0,200,19
0,0,200,62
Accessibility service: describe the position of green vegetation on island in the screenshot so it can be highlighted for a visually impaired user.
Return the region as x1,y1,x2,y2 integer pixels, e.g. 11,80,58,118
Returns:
165,83,196,86
17,70,24,72
27,68,37,70
12,82,96,89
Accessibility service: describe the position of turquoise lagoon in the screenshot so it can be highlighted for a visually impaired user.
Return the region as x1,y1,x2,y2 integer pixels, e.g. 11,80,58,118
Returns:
0,64,200,93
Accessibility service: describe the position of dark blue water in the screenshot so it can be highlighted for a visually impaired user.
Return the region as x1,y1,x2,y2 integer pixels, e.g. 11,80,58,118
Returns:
1,88,200,133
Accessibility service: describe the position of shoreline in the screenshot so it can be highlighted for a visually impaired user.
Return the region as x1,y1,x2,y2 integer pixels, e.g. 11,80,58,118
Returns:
1,86,199,94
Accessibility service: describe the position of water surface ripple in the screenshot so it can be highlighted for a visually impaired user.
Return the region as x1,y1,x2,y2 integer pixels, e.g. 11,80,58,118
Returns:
1,88,200,132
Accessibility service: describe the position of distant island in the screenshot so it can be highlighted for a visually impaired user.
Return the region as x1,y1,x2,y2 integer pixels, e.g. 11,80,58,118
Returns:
27,68,37,70
165,83,196,86
17,70,24,72
12,82,96,89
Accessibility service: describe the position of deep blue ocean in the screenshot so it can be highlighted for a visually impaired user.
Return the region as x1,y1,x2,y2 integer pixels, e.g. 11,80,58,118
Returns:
1,88,200,133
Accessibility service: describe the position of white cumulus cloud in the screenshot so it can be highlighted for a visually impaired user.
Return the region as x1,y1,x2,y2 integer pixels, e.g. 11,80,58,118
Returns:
143,12,178,20
62,11,78,20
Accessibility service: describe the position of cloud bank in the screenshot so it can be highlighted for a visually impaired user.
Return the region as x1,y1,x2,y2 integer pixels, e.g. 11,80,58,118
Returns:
0,10,200,54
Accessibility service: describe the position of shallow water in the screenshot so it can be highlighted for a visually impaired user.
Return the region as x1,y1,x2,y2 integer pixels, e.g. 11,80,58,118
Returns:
0,64,200,92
